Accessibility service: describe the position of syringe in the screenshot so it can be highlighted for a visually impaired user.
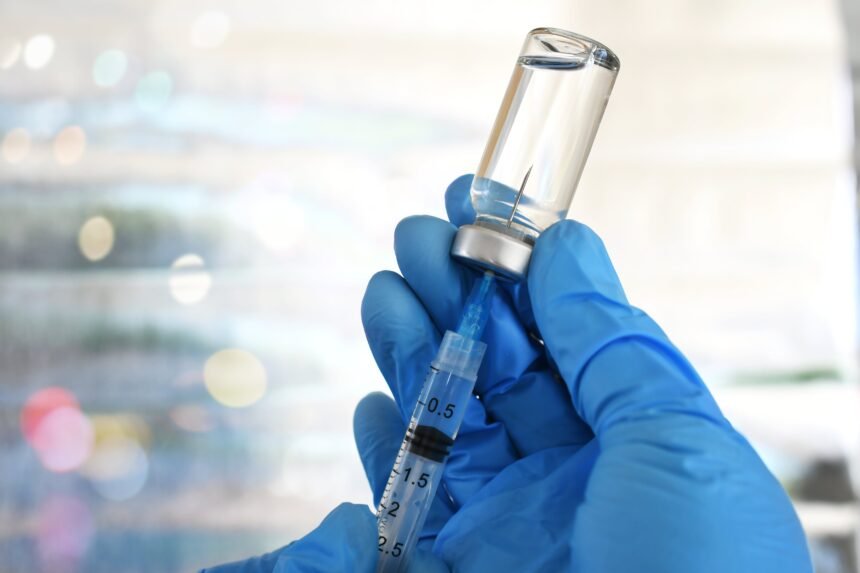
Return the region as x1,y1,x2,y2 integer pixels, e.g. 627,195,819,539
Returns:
376,271,496,572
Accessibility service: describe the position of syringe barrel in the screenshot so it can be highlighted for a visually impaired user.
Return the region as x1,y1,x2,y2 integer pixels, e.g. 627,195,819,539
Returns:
376,331,486,572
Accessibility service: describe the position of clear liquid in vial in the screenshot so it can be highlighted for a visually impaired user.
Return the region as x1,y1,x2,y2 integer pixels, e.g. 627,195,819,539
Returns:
472,54,615,243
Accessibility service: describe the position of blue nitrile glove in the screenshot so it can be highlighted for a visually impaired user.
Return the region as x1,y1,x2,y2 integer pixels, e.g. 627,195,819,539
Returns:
202,174,812,573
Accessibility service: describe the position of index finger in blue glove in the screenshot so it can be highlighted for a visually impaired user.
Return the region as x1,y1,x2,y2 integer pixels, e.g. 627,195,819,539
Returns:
392,215,539,400
361,270,440,418
360,270,517,506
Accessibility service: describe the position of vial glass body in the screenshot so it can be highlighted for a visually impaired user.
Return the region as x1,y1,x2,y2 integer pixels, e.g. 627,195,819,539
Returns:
471,28,619,244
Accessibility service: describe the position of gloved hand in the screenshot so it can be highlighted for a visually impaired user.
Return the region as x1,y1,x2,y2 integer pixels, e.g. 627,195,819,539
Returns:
203,175,812,573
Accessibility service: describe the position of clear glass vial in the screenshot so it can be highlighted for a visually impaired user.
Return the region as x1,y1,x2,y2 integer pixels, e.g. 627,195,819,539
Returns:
451,27,620,280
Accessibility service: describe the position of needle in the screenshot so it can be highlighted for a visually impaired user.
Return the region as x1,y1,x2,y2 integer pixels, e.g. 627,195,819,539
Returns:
506,165,532,228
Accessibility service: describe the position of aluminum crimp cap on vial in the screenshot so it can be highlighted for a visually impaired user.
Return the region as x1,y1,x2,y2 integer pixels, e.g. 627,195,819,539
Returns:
450,224,533,281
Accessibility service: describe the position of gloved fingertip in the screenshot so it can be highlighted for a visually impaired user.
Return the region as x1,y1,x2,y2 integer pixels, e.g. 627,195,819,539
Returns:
444,174,475,227
354,390,386,424
392,215,474,333
393,215,456,266
327,501,377,528
353,392,400,443
530,219,628,307
534,219,608,267
361,270,434,358
272,503,378,573
361,270,403,333
199,547,286,573
353,393,404,504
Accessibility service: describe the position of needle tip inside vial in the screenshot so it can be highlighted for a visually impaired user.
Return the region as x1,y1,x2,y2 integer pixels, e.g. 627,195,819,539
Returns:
505,165,532,229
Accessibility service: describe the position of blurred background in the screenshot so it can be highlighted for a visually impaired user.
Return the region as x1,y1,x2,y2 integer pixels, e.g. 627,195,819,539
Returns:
1,0,859,571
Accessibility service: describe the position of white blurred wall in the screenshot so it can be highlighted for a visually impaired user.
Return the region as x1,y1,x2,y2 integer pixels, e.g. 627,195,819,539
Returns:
1,0,854,373
569,2,855,379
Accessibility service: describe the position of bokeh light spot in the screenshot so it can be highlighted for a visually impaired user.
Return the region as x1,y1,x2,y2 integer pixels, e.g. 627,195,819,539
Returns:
37,496,94,571
204,349,267,408
81,415,152,499
93,49,127,87
78,215,115,262
84,436,149,501
53,125,87,165
21,387,80,443
190,10,232,49
32,407,94,472
0,39,21,69
170,404,214,432
135,71,173,113
169,254,212,305
87,412,151,447
236,173,308,252
24,34,55,69
251,196,306,252
2,128,31,164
